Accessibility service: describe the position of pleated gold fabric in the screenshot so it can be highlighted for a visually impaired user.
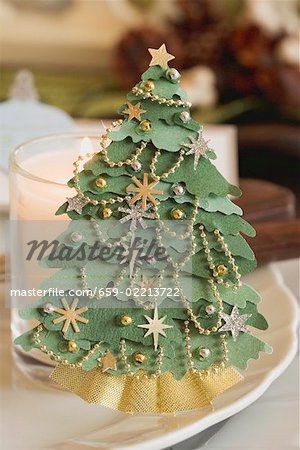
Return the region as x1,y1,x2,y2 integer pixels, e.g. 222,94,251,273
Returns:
50,365,243,414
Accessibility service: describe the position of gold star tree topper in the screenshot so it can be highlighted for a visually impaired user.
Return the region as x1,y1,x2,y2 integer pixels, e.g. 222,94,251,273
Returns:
126,173,163,208
148,44,175,69
52,298,88,333
138,306,173,351
123,101,146,121
98,351,118,372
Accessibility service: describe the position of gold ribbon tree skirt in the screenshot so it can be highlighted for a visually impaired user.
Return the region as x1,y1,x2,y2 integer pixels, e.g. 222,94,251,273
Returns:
50,365,243,414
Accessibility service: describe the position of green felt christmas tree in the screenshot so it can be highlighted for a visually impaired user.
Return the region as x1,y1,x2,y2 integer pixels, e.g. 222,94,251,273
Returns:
16,44,271,414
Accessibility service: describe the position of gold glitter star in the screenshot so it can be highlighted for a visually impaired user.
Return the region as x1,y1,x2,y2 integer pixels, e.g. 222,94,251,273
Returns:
98,351,118,372
138,306,173,350
148,44,175,69
123,101,146,121
52,298,88,333
126,173,163,208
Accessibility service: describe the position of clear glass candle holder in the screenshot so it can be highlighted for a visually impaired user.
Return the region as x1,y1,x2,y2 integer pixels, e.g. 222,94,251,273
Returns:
9,133,100,385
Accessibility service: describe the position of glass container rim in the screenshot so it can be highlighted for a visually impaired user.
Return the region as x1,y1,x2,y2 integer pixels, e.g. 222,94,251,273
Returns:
9,132,100,186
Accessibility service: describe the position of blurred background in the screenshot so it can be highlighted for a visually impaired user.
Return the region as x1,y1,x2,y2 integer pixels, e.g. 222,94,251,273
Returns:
1,0,299,119
0,0,299,260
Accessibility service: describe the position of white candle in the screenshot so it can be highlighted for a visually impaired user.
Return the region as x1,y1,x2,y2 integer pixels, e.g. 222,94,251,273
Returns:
205,125,238,187
10,137,93,220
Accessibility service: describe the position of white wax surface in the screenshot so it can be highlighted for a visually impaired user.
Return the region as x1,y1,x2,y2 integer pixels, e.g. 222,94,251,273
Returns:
11,148,78,220
204,125,238,187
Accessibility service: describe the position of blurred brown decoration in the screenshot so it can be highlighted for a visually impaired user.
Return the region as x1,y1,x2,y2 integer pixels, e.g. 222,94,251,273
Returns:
224,24,300,111
113,27,183,89
224,25,278,95
256,65,300,111
228,26,278,71
172,0,231,68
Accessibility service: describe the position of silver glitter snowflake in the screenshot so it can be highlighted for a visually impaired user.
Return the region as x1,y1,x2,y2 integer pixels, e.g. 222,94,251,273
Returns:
66,195,89,214
118,202,156,232
182,126,214,170
218,305,252,341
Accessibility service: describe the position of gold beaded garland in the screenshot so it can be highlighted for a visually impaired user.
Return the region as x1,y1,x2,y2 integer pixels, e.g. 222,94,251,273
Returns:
171,208,185,220
133,352,146,365
139,120,151,132
95,177,107,189
143,80,155,92
199,226,242,289
132,86,192,108
118,315,133,327
149,149,185,181
33,324,102,368
101,207,112,219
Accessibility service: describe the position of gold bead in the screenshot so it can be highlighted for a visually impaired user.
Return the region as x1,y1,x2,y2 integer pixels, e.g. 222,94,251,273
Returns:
143,80,155,92
95,177,107,189
171,208,185,220
67,340,78,353
139,120,151,132
101,207,112,219
118,314,133,327
216,264,228,277
133,352,146,365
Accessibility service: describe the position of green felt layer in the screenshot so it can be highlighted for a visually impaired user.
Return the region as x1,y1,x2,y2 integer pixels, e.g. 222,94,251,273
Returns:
109,119,198,153
155,155,241,197
189,331,272,371
20,286,265,336
15,328,93,355
197,210,255,237
65,160,240,208
189,251,257,278
193,232,255,260
16,298,270,378
120,99,200,132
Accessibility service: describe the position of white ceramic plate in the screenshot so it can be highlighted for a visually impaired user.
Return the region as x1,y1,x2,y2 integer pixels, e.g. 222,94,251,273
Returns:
35,264,297,450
